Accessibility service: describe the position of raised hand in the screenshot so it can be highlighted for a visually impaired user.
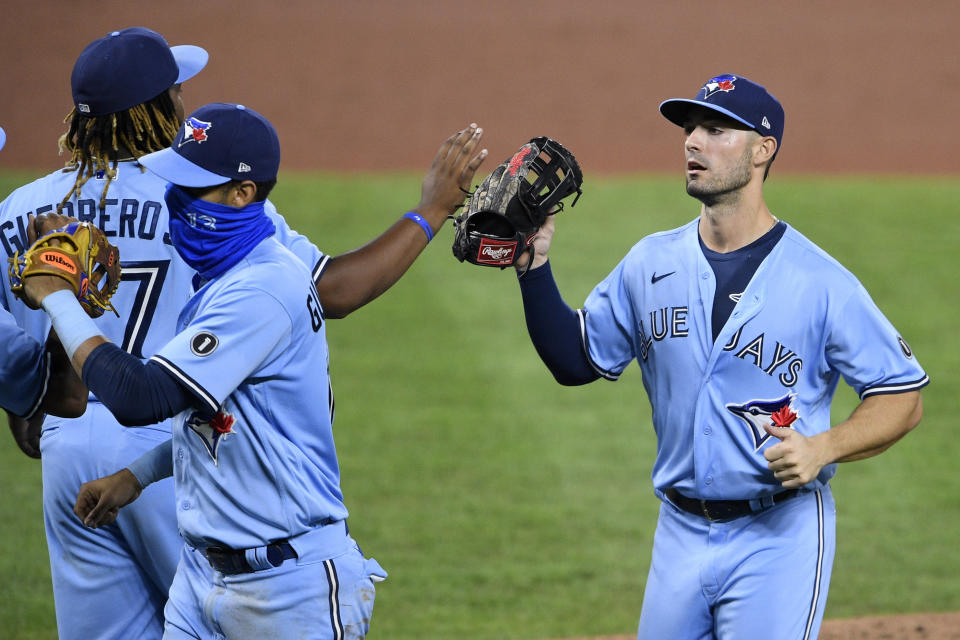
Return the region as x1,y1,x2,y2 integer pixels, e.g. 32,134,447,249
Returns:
415,124,487,226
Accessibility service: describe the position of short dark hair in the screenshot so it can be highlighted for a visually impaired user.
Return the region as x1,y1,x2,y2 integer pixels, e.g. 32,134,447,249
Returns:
183,178,277,203
57,89,180,213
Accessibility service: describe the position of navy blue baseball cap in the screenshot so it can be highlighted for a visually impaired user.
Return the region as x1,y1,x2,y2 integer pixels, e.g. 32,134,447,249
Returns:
659,74,784,152
72,27,208,116
138,103,281,187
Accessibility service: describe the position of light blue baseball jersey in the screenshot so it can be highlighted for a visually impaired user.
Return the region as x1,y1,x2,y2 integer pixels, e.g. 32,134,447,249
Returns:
0,161,326,640
581,218,928,500
150,237,344,550
0,308,47,416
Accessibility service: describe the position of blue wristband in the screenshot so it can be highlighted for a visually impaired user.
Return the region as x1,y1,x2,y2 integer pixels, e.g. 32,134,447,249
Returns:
41,289,102,360
403,212,434,242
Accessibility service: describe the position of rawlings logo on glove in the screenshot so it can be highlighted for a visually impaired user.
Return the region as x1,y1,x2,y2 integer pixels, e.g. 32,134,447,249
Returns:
8,221,121,318
479,240,517,264
452,136,582,271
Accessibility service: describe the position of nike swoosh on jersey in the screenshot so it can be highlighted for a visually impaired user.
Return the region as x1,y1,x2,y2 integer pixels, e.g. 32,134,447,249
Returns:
651,271,676,284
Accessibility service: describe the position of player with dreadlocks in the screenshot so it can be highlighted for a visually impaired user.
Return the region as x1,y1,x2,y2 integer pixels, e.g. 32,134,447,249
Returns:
0,27,209,639
56,84,182,212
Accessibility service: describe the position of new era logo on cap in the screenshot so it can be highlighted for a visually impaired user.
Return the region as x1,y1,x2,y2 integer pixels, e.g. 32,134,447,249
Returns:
138,103,280,188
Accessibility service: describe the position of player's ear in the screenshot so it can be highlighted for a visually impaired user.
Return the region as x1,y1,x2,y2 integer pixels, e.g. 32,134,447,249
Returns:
227,181,258,208
753,136,777,167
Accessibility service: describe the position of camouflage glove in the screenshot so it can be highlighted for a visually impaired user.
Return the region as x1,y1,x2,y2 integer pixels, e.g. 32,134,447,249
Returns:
452,136,582,269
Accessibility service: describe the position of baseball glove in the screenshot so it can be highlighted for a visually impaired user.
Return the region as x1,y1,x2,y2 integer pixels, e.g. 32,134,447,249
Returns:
8,221,121,318
452,136,582,269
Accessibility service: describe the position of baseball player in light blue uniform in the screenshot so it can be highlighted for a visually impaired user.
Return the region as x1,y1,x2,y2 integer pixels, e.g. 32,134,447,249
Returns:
0,28,327,640
18,102,486,638
513,74,928,639
1,123,51,424
0,123,85,458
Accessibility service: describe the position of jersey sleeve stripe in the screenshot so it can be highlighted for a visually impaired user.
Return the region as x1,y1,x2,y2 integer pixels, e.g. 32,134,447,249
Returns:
313,254,331,283
578,309,620,381
24,351,52,419
859,374,930,399
149,355,220,415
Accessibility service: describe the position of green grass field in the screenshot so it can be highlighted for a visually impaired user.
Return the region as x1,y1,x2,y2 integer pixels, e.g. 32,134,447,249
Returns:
1,171,958,639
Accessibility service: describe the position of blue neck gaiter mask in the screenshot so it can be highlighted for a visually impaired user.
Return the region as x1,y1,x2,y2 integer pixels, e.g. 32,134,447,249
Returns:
165,183,276,281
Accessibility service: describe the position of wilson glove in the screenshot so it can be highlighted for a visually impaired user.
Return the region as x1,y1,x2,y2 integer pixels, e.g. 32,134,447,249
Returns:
9,221,121,318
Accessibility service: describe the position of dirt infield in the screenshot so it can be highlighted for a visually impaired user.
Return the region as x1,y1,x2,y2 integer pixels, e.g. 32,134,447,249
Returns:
819,613,960,639
551,612,960,639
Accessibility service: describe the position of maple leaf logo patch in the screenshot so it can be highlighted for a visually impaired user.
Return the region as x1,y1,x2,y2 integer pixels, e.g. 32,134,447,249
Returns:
186,410,237,464
726,394,800,450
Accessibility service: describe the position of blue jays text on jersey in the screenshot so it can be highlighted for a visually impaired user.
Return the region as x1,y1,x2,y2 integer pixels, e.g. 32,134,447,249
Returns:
580,218,928,501
634,309,804,387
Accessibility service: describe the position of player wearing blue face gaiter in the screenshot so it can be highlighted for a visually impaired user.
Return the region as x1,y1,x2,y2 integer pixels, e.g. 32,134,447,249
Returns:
164,183,276,281
21,99,489,639
31,103,387,639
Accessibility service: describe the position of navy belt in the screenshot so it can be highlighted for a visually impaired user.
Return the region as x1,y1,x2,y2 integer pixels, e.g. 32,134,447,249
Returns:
665,488,801,522
205,540,298,575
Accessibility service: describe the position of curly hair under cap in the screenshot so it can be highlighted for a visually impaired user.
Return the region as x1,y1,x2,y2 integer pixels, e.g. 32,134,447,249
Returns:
57,90,180,213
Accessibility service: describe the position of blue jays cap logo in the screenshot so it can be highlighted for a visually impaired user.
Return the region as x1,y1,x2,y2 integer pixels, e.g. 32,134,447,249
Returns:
186,410,236,464
179,116,213,148
727,393,799,450
701,74,737,100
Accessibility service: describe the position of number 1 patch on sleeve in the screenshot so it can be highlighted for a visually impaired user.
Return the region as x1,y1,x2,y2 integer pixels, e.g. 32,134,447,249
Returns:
190,331,219,356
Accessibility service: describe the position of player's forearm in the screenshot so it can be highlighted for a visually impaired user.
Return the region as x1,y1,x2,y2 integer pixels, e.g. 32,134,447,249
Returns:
317,214,440,318
519,260,599,385
127,439,174,487
36,291,192,425
818,391,923,464
81,344,196,426
40,290,109,377
41,331,88,418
